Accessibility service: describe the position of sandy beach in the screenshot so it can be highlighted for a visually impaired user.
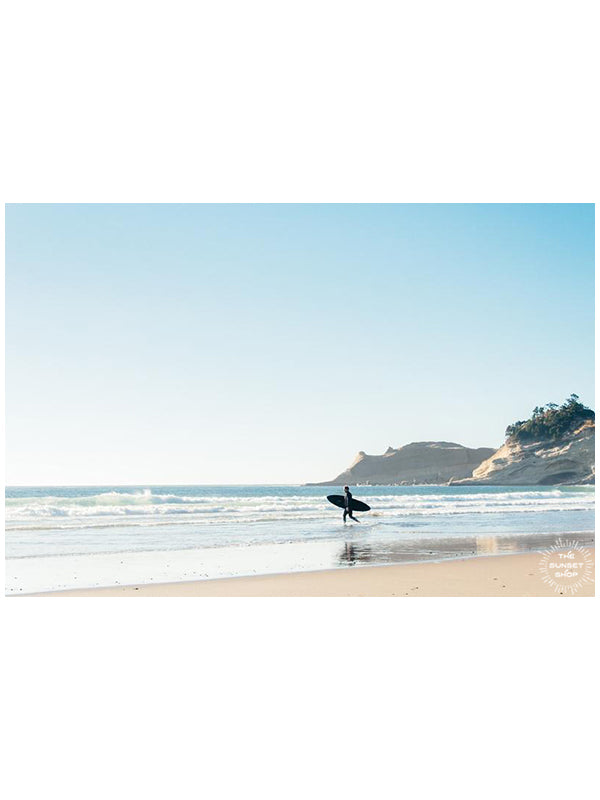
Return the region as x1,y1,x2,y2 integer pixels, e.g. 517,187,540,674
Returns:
30,549,594,597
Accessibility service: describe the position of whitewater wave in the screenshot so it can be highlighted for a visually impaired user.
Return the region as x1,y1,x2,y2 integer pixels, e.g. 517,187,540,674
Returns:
5,487,594,532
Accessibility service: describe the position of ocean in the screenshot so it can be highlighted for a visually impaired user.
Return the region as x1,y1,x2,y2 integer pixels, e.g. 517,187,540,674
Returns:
5,484,595,594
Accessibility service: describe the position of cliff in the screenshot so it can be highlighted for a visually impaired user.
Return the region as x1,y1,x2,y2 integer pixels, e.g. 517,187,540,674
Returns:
454,420,595,486
310,441,497,486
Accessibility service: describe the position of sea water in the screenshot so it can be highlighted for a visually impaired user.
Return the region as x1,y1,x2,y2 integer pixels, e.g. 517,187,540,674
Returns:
5,484,595,593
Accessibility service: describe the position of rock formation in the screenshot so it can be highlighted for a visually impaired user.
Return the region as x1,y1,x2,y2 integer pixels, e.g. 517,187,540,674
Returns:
454,420,594,486
310,398,595,486
310,442,497,486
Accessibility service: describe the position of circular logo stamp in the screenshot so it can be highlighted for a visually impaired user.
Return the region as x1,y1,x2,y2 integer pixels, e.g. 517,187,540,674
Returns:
538,538,594,595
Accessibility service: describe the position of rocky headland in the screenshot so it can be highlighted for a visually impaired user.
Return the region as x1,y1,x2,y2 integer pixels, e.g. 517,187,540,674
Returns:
310,395,595,486
309,441,496,486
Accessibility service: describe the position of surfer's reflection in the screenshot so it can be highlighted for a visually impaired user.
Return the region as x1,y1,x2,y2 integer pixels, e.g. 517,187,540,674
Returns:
339,541,374,567
336,534,592,570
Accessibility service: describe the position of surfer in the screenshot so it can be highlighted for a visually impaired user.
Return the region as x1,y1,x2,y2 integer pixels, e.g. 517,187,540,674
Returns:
343,485,360,523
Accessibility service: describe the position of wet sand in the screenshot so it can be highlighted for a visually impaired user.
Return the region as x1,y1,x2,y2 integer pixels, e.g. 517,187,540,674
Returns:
9,532,594,596
32,549,595,596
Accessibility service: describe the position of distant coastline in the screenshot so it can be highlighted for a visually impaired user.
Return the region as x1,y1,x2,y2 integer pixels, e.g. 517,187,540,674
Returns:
310,397,595,488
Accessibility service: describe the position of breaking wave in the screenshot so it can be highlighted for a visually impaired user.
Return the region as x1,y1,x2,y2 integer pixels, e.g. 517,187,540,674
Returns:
5,486,595,531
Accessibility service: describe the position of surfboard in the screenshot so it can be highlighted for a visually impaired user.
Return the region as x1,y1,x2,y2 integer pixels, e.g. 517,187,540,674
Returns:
327,495,371,512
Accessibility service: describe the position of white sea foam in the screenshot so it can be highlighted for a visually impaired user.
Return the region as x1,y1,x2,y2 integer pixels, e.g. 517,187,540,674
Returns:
5,486,594,533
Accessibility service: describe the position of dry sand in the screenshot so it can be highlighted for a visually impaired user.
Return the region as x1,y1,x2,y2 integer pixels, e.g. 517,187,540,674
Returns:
33,549,594,597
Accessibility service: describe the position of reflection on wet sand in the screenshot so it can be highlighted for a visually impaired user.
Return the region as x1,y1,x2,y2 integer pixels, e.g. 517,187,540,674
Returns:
339,541,372,566
337,531,595,569
477,536,499,555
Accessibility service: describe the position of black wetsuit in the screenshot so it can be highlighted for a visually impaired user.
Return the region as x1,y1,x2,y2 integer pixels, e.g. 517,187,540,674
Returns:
343,490,359,522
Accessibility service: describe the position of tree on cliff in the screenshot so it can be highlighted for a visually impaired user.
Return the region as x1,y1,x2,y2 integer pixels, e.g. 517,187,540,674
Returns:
505,395,594,443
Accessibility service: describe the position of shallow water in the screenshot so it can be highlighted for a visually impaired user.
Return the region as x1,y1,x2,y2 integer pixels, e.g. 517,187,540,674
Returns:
5,484,595,593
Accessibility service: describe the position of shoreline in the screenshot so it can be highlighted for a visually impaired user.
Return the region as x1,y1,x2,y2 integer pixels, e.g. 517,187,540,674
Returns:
28,549,595,597
7,531,594,596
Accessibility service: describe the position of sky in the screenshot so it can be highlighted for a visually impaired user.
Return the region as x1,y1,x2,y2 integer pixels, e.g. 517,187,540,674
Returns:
5,203,595,485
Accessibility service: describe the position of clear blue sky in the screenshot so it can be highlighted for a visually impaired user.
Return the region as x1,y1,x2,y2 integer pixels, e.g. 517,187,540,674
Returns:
5,204,595,485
